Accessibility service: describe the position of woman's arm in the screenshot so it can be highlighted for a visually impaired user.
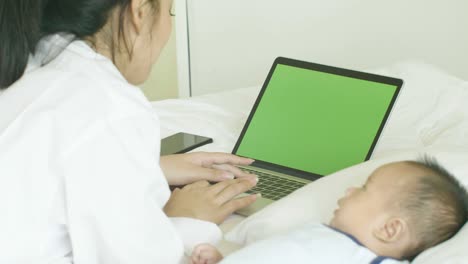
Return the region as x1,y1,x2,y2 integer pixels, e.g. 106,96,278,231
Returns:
63,115,186,263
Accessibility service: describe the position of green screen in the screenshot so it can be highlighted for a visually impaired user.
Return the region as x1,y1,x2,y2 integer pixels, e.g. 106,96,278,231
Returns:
236,64,397,175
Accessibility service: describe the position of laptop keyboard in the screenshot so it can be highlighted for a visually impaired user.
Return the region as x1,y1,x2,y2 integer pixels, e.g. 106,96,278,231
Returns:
241,168,307,200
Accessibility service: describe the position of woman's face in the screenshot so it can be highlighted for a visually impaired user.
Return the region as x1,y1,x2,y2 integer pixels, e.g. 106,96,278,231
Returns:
115,0,173,85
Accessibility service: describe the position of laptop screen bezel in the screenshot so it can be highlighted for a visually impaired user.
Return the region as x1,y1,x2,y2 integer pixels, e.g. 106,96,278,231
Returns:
232,57,403,181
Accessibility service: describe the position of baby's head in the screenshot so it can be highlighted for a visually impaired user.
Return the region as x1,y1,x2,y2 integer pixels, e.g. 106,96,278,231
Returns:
330,157,468,260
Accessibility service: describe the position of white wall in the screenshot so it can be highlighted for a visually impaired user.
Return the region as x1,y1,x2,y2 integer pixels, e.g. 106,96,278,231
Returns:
177,0,468,96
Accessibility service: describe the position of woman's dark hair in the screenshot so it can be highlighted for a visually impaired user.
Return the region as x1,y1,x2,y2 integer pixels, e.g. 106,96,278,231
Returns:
0,0,44,89
0,0,159,89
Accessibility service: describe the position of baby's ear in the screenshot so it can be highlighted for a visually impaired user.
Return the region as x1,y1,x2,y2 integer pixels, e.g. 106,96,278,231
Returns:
373,217,408,243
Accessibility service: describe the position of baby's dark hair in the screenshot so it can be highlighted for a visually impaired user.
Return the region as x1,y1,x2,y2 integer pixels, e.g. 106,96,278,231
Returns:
401,156,468,259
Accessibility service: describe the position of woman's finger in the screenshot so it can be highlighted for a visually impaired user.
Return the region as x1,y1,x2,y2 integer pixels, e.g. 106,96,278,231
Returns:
211,164,256,179
189,166,236,182
206,178,239,195
214,177,258,204
196,152,255,167
183,180,211,190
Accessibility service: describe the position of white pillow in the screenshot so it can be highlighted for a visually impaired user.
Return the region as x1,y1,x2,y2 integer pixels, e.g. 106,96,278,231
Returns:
413,223,468,264
367,62,468,157
225,150,468,263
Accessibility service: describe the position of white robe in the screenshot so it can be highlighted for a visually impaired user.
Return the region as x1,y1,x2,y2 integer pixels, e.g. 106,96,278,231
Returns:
0,34,219,264
221,223,410,264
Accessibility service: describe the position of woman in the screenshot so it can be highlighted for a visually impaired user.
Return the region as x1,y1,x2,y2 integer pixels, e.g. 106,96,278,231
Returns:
0,0,258,263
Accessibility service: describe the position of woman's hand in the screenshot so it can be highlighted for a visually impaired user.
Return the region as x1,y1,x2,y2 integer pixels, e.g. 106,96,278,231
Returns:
163,177,259,224
160,152,256,186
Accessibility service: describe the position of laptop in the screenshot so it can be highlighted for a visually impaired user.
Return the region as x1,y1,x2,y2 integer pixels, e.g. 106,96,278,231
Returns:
234,57,403,216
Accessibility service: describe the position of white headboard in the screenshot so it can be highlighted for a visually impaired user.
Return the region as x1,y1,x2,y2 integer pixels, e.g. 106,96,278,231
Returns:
175,0,468,97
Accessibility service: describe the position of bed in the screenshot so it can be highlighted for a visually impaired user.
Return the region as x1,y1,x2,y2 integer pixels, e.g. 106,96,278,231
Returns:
152,61,468,263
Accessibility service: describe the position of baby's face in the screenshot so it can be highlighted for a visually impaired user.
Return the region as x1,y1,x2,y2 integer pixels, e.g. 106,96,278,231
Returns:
329,162,415,240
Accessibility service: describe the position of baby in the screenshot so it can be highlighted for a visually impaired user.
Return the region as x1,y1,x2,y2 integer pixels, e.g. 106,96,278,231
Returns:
190,157,468,264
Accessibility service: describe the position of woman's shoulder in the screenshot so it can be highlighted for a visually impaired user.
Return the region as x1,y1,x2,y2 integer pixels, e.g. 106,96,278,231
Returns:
29,36,155,119
0,36,158,139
